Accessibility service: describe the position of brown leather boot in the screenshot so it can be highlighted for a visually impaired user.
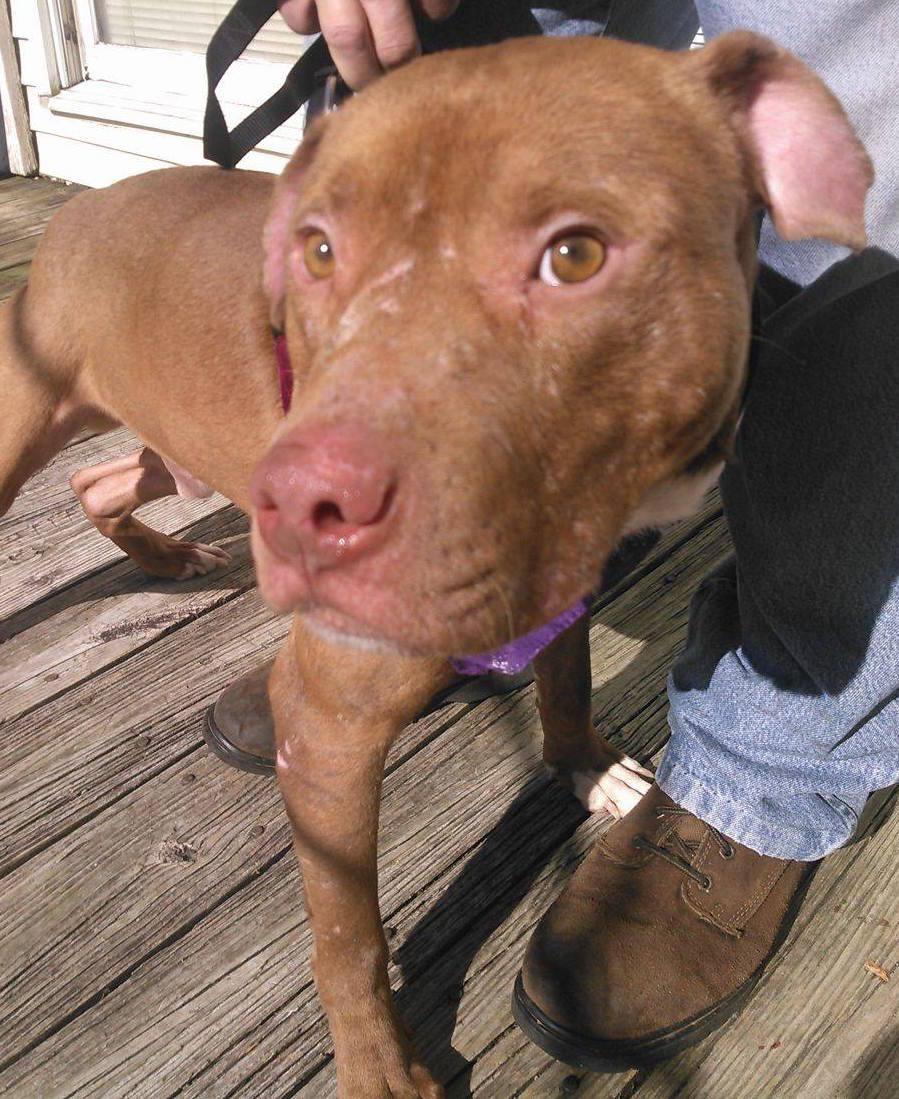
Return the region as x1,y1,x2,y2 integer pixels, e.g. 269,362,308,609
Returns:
203,660,534,775
513,784,817,1071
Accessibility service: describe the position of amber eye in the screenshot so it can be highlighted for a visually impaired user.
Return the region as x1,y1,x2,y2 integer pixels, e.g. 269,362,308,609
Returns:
303,230,335,279
539,234,606,286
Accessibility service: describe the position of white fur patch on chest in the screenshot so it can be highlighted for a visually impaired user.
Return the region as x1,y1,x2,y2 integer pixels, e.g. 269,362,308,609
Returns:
625,462,723,534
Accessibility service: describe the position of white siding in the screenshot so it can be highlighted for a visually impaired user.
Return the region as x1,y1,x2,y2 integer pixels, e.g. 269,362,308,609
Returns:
7,0,295,185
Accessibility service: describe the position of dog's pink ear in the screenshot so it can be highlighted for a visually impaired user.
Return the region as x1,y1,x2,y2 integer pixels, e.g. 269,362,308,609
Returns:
695,31,873,248
263,119,329,331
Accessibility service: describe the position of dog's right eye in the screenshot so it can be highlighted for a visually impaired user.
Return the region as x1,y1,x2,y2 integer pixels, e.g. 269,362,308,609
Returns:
303,231,335,279
539,234,606,286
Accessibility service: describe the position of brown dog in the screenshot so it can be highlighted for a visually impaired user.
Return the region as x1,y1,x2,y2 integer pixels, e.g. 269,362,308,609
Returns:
0,32,870,1097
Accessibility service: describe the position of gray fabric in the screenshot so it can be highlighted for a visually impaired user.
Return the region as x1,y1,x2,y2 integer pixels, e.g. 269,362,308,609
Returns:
531,0,699,48
695,0,899,285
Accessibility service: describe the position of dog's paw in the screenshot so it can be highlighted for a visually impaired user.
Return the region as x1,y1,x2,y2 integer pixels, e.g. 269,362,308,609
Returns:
338,1053,444,1098
570,757,653,819
176,542,232,579
546,734,653,820
405,1061,445,1098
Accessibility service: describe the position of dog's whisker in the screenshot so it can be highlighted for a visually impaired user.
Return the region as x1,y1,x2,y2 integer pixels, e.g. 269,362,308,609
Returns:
438,563,497,596
488,575,516,644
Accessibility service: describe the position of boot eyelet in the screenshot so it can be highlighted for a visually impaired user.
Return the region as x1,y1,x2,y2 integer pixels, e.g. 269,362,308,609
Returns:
700,875,713,891
720,844,735,860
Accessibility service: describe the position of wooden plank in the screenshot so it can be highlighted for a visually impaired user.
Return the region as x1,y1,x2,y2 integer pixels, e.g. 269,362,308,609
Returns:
0,508,253,723
466,1027,633,1098
1,428,149,589
0,262,31,300
4,426,139,509
0,516,733,1095
0,747,293,1072
0,704,598,1095
0,178,82,246
0,486,231,619
0,175,74,203
0,692,470,1071
333,800,899,1099
0,587,289,875
0,175,57,198
0,176,84,298
0,233,43,272
0,427,230,620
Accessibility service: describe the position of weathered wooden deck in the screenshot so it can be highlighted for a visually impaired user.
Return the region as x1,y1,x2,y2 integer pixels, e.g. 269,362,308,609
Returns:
1,175,896,1098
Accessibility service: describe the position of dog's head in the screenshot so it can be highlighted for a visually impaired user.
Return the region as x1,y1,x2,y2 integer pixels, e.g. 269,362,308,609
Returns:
251,31,871,656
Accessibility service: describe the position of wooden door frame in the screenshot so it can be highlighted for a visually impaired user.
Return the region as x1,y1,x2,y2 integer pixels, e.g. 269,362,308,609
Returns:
0,0,38,175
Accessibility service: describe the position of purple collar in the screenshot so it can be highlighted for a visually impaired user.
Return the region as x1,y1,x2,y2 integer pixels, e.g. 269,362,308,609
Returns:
449,599,587,676
273,332,587,676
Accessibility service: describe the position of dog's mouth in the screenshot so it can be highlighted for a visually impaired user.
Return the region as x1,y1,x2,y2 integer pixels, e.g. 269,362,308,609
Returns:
251,512,572,656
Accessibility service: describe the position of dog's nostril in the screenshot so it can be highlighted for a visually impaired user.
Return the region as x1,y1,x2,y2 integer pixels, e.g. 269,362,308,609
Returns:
310,481,396,535
312,499,346,532
256,491,279,517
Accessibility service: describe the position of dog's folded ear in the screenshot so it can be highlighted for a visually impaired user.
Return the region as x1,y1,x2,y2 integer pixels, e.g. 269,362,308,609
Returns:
263,117,331,332
694,30,873,249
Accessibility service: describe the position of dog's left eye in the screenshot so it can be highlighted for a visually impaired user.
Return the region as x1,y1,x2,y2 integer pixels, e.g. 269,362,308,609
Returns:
303,230,335,279
539,234,606,286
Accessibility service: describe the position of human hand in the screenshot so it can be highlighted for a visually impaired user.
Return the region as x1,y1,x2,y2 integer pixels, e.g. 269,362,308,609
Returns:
277,1,461,90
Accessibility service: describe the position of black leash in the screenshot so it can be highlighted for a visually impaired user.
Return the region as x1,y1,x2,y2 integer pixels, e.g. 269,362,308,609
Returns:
204,1,334,168
204,0,542,168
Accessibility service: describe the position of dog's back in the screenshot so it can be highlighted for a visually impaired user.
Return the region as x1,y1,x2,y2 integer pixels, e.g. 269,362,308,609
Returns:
2,167,284,511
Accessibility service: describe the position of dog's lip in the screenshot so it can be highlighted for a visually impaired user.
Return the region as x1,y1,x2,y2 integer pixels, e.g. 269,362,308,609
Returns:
253,527,491,652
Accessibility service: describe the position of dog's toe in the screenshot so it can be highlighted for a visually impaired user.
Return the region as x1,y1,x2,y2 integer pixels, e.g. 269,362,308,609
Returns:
572,763,652,819
178,542,232,579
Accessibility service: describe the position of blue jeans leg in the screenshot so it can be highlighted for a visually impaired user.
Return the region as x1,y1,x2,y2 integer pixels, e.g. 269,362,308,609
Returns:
659,3,899,859
659,250,899,859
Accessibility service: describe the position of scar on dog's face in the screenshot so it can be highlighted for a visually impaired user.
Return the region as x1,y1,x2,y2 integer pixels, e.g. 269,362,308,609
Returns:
252,34,870,656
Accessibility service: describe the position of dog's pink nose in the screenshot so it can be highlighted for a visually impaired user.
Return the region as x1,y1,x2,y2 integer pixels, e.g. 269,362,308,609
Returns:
251,424,397,569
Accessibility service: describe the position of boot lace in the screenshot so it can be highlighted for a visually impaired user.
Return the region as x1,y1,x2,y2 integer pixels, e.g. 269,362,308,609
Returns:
632,805,735,891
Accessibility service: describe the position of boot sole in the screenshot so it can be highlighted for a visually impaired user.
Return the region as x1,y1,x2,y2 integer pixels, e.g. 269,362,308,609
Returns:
512,862,819,1073
203,708,277,776
202,668,535,776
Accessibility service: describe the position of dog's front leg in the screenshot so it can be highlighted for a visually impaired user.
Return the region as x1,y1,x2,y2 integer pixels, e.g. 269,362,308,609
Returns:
535,612,652,819
270,619,450,1099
